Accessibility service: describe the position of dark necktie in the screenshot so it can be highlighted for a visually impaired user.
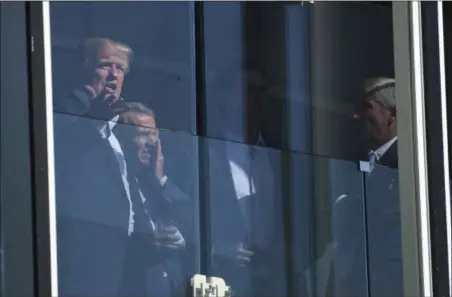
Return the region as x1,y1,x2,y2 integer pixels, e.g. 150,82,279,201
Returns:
127,172,153,235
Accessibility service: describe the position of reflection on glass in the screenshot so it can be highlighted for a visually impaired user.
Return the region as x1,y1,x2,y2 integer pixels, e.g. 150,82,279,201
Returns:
50,3,197,296
324,159,368,297
203,138,377,297
365,166,402,297
203,2,395,161
202,2,401,296
54,109,198,297
51,2,196,134
48,2,406,297
337,75,400,297
205,138,288,297
204,2,288,150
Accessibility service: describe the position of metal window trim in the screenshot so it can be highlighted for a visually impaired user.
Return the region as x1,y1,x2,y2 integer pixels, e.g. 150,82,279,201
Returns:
9,2,442,297
436,2,452,292
419,1,452,296
393,2,433,297
41,2,58,295
26,2,58,296
0,2,36,296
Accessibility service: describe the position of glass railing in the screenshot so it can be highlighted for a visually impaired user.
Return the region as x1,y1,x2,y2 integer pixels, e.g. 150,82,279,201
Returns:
53,110,402,297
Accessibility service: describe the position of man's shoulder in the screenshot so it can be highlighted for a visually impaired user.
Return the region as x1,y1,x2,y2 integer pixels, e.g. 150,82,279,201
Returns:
54,114,92,141
54,88,91,116
54,114,102,163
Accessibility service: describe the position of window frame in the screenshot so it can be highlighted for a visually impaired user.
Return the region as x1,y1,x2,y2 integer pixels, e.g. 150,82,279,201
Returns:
0,2,53,296
10,2,440,296
419,2,451,296
392,1,443,296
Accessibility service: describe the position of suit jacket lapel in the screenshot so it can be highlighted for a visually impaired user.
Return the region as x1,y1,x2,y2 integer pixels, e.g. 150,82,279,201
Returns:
74,118,129,201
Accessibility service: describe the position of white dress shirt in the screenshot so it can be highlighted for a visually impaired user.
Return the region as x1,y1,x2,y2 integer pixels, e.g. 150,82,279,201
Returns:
226,133,270,200
225,133,274,248
96,115,135,236
369,136,398,162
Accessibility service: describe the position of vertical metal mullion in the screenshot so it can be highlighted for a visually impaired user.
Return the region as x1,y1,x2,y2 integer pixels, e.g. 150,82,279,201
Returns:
26,2,56,297
360,173,372,297
393,2,433,296
421,2,451,296
0,2,36,296
193,1,211,275
438,2,452,293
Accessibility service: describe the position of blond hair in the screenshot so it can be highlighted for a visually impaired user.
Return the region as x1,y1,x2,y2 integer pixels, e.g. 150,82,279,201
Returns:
83,37,134,73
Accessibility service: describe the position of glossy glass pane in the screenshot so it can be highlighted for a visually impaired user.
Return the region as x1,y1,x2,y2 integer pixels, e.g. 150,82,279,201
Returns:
50,2,196,134
364,165,403,297
50,3,198,295
54,111,199,297
46,2,408,297
319,157,369,297
203,2,394,161
202,136,369,297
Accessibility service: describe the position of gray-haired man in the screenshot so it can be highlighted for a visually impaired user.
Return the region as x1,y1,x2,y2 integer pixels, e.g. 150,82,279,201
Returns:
334,78,401,297
312,78,402,297
355,77,398,169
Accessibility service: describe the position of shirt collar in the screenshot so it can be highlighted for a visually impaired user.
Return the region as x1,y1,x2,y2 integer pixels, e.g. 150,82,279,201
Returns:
370,136,397,160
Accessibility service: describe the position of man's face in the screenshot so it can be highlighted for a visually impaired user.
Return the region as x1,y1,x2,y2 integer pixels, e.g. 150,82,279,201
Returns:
127,113,158,167
355,95,392,148
86,44,128,105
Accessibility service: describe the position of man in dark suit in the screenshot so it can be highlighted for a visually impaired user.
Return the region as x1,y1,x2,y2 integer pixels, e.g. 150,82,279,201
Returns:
54,38,187,297
113,102,193,235
320,77,401,297
113,102,193,297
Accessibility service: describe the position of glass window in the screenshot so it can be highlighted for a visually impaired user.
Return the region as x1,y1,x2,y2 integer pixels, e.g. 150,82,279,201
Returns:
49,2,199,297
201,2,403,297
51,2,196,134
203,2,395,160
48,2,409,297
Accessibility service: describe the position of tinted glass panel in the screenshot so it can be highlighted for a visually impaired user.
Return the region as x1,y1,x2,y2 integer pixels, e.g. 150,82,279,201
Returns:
201,2,402,297
203,2,394,160
48,2,405,297
51,2,196,134
203,138,371,296
54,113,199,297
50,3,199,296
204,138,290,296
364,165,402,296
